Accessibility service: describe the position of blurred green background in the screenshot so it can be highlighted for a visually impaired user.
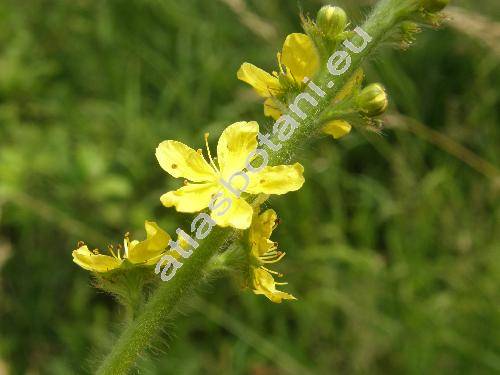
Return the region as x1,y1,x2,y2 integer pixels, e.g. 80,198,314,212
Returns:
0,0,499,374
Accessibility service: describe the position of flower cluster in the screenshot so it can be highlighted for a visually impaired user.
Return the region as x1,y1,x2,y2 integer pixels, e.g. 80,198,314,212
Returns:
237,6,389,140
71,3,433,304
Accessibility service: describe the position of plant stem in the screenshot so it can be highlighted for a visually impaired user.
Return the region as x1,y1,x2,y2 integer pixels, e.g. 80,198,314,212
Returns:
96,1,429,373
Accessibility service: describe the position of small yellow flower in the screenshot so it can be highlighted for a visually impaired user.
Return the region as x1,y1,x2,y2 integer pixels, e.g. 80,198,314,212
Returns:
72,221,171,272
237,33,357,140
237,33,320,118
247,208,296,303
156,121,305,230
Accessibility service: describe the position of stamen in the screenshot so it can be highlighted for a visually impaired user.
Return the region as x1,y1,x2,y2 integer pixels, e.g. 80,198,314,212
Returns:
261,266,283,277
277,52,285,74
260,251,286,264
275,281,288,286
92,249,99,255
204,133,219,173
77,240,85,248
261,250,278,257
108,244,117,258
116,244,123,260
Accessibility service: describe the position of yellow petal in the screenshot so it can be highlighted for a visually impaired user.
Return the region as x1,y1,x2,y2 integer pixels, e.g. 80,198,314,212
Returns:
237,62,281,98
251,267,296,303
127,221,171,265
217,121,259,177
72,245,122,273
263,98,282,120
322,120,352,139
161,182,219,212
212,196,253,229
249,209,277,257
247,163,305,195
156,140,216,182
281,33,319,83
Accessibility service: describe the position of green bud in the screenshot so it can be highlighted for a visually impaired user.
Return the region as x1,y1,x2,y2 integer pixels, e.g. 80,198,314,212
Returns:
356,83,388,117
421,0,449,12
316,5,348,38
400,21,421,35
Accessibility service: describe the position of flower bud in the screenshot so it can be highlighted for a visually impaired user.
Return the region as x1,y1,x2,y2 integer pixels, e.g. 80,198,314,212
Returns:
322,120,352,139
356,83,388,117
421,0,449,12
400,21,421,35
316,5,347,38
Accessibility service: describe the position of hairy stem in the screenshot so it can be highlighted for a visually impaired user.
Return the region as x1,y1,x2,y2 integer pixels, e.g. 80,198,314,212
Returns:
96,1,430,373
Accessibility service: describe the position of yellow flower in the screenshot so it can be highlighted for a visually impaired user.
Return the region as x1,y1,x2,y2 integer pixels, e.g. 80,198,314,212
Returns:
155,121,305,230
237,33,319,118
237,33,355,140
72,221,171,272
247,208,296,303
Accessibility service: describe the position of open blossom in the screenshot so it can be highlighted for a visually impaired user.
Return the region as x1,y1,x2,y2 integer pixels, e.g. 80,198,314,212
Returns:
237,33,319,118
237,33,351,140
247,208,295,303
155,121,304,230
72,221,170,272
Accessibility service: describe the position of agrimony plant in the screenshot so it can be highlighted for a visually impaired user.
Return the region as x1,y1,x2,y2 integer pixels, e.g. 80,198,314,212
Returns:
71,0,450,373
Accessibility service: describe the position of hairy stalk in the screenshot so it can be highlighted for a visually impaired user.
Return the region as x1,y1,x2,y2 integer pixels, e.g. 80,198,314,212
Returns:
97,1,431,373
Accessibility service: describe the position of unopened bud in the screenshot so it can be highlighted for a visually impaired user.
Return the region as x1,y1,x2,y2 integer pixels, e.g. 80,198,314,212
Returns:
400,21,421,35
421,0,449,12
322,120,352,139
356,83,388,117
316,5,347,38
